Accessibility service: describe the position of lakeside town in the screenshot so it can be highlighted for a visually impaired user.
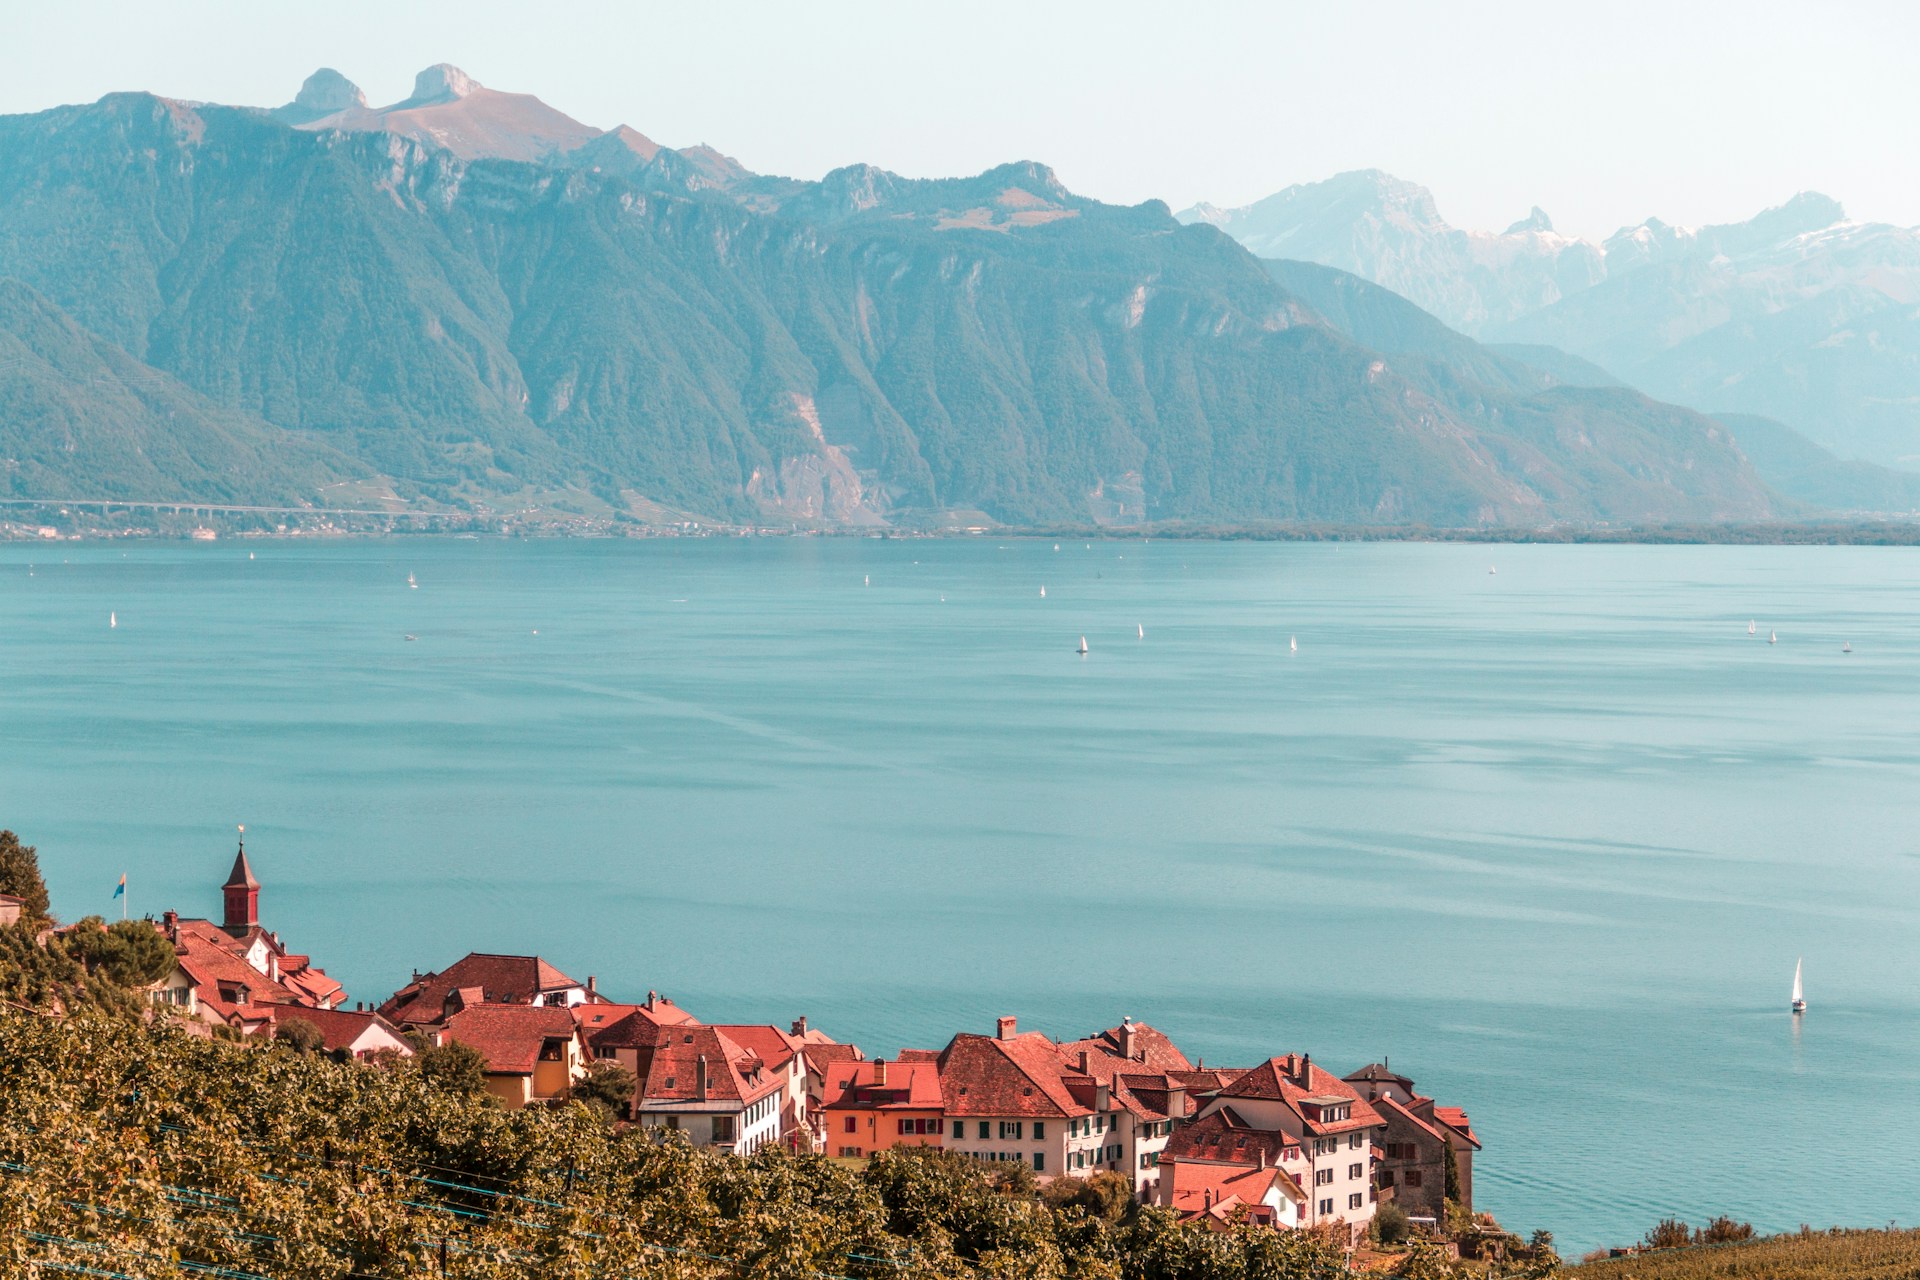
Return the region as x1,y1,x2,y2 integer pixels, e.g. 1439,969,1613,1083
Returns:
4,837,1482,1249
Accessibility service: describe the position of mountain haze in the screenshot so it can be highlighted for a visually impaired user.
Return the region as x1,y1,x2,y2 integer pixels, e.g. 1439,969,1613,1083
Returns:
1188,174,1920,469
0,69,1798,528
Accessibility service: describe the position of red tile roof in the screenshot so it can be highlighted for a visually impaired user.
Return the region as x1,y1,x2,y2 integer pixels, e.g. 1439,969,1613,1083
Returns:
638,1025,784,1109
1433,1106,1481,1149
821,1058,944,1111
380,952,586,1026
1217,1055,1385,1135
264,1005,410,1056
1059,1019,1193,1078
440,1004,579,1076
709,1025,803,1074
1164,1108,1302,1167
167,919,303,1026
935,1032,1092,1119
576,999,702,1050
1165,1159,1304,1223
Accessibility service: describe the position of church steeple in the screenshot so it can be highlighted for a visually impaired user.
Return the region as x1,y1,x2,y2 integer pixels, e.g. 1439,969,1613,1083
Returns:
223,825,260,934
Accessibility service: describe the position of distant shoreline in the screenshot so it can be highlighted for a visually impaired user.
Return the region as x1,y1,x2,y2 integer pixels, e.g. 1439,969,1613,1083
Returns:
7,514,1920,546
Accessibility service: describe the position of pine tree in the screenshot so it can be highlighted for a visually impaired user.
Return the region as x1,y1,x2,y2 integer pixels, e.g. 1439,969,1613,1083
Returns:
0,829,50,920
1443,1136,1461,1206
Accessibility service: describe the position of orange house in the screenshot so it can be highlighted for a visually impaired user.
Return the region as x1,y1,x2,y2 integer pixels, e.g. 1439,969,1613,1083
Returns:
819,1057,944,1159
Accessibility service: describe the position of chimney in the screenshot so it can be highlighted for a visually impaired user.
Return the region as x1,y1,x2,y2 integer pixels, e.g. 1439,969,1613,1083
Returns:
1167,1085,1187,1119
695,1054,709,1102
792,1015,808,1036
587,975,596,995
1078,1049,1090,1073
996,1016,1017,1041
1094,1082,1110,1113
1120,1016,1137,1061
1205,1188,1215,1210
162,909,178,937
873,1058,888,1087
1258,1144,1268,1170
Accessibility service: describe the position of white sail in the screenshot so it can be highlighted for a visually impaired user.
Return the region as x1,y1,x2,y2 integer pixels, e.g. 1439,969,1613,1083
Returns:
1077,636,1088,654
1792,958,1804,1006
1289,635,1297,653
1138,623,1144,639
1770,630,1777,644
109,611,116,629
1748,620,1756,635
1040,585,1046,598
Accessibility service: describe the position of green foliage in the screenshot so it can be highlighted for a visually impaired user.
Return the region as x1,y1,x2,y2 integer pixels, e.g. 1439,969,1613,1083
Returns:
0,830,48,920
417,1037,490,1096
1566,1226,1920,1279
0,1011,1362,1280
54,917,177,988
0,921,148,1017
273,1016,325,1055
1441,1138,1460,1205
572,1059,637,1119
1372,1201,1411,1245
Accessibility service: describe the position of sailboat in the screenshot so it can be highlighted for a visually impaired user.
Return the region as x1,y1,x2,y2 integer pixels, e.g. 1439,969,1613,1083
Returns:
1076,636,1088,655
1791,958,1806,1013
1039,585,1046,598
1138,623,1145,639
1770,630,1778,645
1748,620,1756,635
1289,635,1297,654
407,572,417,589
109,611,116,629
1489,565,1496,575
1842,641,1852,653
864,574,869,586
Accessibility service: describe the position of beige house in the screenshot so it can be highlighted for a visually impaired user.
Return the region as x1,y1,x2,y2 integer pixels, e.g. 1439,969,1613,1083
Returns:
435,1001,584,1108
1343,1063,1480,1218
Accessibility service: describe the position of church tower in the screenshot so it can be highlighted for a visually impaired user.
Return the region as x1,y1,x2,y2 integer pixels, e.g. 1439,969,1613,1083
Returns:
223,826,260,934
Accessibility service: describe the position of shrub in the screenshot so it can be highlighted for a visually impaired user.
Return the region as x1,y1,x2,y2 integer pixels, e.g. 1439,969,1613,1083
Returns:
0,830,49,920
1646,1218,1693,1250
1373,1200,1412,1244
273,1016,325,1054
416,1038,489,1095
570,1059,636,1118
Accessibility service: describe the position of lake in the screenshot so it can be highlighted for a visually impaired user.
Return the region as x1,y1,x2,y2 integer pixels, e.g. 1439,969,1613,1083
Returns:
4,536,1917,1253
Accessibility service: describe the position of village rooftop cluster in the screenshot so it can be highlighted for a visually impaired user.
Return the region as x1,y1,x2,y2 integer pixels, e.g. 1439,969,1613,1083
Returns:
8,843,1481,1243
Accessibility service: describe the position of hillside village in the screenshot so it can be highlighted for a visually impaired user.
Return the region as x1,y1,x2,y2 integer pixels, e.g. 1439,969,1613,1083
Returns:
6,840,1482,1245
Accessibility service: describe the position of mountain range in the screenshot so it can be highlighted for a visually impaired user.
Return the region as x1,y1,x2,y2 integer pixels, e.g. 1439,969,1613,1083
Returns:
0,66,1905,529
1183,173,1920,470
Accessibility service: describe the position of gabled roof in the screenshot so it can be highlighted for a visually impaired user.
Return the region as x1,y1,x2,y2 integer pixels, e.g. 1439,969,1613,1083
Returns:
576,998,701,1050
1165,1158,1304,1222
168,918,303,1024
708,1024,803,1074
379,952,586,1025
1433,1105,1481,1149
936,1032,1091,1118
1113,1072,1201,1122
1164,1108,1301,1167
1217,1055,1384,1135
821,1058,944,1111
1059,1019,1193,1078
638,1025,783,1109
440,1003,578,1076
264,1004,410,1056
1375,1094,1450,1145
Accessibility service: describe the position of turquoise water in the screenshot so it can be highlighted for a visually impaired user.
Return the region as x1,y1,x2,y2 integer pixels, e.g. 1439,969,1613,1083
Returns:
5,537,1919,1251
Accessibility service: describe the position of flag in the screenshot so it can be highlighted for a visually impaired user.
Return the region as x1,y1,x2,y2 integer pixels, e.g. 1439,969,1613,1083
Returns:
113,874,125,900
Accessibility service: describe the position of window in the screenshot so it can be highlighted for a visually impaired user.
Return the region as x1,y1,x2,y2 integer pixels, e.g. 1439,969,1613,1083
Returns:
1315,1168,1333,1186
1349,1132,1364,1150
1032,1122,1045,1139
839,1146,858,1157
999,1121,1023,1140
1319,1199,1334,1217
1032,1153,1044,1172
712,1116,736,1143
1405,1170,1423,1188
1349,1193,1364,1210
1380,1171,1395,1187
978,1121,990,1140
843,1117,856,1134
1348,1163,1364,1180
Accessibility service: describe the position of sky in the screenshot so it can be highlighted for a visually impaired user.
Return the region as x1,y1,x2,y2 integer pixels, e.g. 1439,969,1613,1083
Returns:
3,0,1915,241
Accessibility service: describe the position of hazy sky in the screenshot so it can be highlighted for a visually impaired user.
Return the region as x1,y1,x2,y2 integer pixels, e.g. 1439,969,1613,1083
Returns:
5,0,1914,240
